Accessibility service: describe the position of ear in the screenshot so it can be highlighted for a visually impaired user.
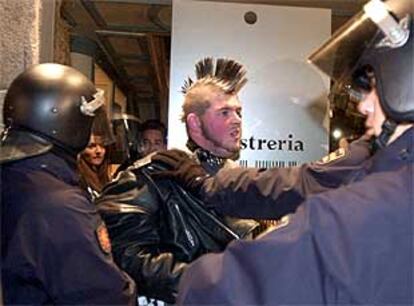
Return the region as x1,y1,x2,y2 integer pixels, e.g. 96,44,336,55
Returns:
186,113,201,131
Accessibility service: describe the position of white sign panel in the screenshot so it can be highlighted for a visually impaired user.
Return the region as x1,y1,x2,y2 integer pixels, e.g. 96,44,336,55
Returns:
169,0,331,167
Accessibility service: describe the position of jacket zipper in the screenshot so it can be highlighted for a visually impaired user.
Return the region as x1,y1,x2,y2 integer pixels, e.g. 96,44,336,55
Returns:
174,203,196,248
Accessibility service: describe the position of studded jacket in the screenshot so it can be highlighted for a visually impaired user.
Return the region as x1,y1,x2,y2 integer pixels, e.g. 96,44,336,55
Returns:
96,148,258,303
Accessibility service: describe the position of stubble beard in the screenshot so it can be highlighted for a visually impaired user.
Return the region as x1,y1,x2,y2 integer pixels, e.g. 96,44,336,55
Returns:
200,122,240,157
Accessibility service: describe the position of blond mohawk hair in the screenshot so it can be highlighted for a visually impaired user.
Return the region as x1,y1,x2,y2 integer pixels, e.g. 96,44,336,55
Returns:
180,57,247,123
181,57,247,95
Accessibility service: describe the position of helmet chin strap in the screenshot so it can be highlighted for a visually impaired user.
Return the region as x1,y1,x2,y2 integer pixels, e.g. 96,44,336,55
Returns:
373,119,398,152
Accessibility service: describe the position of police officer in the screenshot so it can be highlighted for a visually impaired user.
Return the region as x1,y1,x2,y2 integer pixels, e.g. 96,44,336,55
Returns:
1,63,136,304
155,0,414,304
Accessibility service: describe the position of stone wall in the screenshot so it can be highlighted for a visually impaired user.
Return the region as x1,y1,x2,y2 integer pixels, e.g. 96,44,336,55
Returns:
53,0,71,65
0,0,42,129
0,0,42,88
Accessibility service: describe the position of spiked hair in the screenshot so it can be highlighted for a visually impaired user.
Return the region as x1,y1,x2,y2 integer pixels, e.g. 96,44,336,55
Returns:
181,57,247,122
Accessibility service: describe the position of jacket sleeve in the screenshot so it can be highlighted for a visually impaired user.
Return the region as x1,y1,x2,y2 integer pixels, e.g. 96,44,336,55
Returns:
201,138,371,219
177,195,329,305
97,170,188,303
178,167,412,305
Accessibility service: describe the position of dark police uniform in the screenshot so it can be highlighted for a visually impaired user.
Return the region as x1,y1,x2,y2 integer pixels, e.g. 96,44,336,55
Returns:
1,152,136,305
200,137,372,220
177,127,414,305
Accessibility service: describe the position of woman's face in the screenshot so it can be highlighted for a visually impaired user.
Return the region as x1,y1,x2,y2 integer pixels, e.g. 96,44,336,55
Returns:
82,135,106,166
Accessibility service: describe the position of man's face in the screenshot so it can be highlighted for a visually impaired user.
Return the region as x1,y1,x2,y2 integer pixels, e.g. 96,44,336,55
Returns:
198,93,242,158
141,129,166,156
82,135,106,166
357,88,386,137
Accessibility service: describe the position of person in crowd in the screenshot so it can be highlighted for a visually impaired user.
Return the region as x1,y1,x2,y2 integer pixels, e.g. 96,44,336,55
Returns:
114,119,167,174
140,119,167,157
156,0,414,304
78,133,113,199
1,63,136,304
78,107,117,198
95,57,258,304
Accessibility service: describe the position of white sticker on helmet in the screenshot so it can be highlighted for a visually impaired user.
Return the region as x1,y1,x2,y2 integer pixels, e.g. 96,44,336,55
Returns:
80,89,105,116
364,0,410,48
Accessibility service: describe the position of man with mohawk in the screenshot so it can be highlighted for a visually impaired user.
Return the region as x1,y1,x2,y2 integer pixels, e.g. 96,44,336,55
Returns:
96,57,258,304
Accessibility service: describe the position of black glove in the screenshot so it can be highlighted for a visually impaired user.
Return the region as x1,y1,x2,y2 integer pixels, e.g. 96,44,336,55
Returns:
151,149,209,194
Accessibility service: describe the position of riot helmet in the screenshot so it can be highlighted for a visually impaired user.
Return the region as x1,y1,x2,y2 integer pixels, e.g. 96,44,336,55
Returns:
364,18,413,123
309,0,413,147
1,63,104,163
90,107,116,147
345,64,376,103
110,113,141,164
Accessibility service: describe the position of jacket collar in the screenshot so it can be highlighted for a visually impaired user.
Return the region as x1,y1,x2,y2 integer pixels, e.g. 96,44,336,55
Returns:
9,151,79,186
186,138,227,175
369,126,414,173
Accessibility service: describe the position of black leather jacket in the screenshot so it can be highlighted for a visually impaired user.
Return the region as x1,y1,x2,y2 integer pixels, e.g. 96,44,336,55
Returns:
96,151,258,303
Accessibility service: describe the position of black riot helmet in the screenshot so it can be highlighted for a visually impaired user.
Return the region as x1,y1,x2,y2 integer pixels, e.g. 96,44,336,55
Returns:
309,0,413,147
365,18,413,123
1,63,105,163
343,64,376,103
352,65,376,93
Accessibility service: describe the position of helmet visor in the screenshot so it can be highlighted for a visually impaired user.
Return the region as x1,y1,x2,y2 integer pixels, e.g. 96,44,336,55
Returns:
110,113,141,163
308,0,411,89
90,107,115,146
308,11,380,89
